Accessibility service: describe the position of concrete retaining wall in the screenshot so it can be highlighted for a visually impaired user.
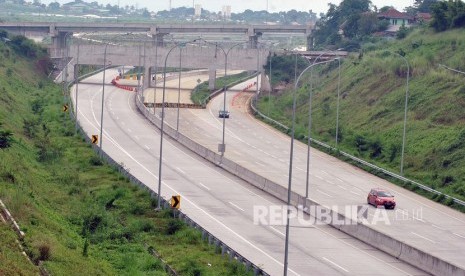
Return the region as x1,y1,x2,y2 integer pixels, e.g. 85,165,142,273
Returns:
135,91,465,276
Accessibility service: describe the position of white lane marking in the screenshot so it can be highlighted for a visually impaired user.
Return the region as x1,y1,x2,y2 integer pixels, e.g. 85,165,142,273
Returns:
413,217,425,223
350,191,361,196
337,185,347,190
296,166,305,172
127,128,132,133
453,233,465,239
322,257,349,273
87,79,412,276
255,161,265,167
321,170,329,176
144,145,151,150
199,182,211,191
411,232,436,243
80,98,302,276
317,189,333,198
176,167,186,175
241,100,414,276
315,175,323,180
229,202,245,212
326,180,334,185
134,135,140,141
431,224,445,231
269,226,285,237
335,178,344,183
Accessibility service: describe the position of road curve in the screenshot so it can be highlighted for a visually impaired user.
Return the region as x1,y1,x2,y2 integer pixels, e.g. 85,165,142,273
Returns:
73,70,426,275
160,76,465,274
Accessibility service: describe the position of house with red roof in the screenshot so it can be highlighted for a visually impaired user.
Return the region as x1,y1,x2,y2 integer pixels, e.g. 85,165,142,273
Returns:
377,8,414,33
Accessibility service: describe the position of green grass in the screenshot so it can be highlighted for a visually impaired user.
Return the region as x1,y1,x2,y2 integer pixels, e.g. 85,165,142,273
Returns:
191,71,252,105
0,36,252,274
256,27,465,208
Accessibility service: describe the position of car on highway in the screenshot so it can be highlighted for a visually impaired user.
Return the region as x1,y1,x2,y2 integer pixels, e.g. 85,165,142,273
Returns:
218,110,230,118
367,188,396,209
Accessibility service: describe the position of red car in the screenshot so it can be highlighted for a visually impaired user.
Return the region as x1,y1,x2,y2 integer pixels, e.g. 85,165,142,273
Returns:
367,188,396,209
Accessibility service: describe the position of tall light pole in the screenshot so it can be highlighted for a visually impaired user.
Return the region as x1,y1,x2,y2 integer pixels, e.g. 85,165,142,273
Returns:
196,39,246,157
305,52,325,199
74,34,81,134
99,42,110,156
335,57,341,147
176,46,183,132
157,41,195,209
389,51,410,175
268,51,272,116
283,59,337,276
98,33,129,155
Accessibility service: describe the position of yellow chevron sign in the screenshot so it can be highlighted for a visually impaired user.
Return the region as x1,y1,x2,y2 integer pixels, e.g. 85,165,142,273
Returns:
91,135,98,144
170,195,181,209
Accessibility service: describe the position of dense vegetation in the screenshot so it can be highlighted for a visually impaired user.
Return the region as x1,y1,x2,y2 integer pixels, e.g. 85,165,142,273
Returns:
191,71,252,105
258,27,465,209
430,0,465,31
0,34,251,275
312,0,465,49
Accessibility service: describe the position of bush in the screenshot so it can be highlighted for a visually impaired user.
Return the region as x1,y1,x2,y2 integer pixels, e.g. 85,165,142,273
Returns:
166,219,184,235
38,244,51,261
89,156,103,166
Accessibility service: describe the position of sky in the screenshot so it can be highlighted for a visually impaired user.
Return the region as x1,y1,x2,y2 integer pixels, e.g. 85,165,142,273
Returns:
42,0,416,14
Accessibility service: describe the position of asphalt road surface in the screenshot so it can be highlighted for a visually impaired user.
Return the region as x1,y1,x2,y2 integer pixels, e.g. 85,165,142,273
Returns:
72,69,427,275
161,75,465,274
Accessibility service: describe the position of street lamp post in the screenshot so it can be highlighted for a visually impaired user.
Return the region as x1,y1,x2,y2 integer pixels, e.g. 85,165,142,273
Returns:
157,41,195,209
74,35,81,134
335,57,341,147
99,42,111,155
196,39,246,157
305,52,325,199
268,51,272,116
391,52,410,175
283,59,338,276
98,33,131,155
176,46,183,132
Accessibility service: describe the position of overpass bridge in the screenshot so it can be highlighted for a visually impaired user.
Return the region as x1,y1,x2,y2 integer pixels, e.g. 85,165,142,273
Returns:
0,22,313,52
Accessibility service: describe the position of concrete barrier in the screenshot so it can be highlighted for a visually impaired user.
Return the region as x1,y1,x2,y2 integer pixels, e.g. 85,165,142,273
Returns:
135,91,464,276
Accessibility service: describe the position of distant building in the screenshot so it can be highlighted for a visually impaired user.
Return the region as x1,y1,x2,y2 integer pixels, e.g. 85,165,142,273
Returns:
195,4,201,17
415,12,432,23
377,8,414,33
222,5,231,19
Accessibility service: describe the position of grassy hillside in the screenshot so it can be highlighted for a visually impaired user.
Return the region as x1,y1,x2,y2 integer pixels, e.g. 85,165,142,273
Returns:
257,27,465,208
0,37,251,274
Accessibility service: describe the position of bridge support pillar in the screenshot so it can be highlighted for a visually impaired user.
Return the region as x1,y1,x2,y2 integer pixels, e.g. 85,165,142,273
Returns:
153,33,166,47
51,31,71,58
144,66,152,88
307,35,314,51
249,35,258,49
260,71,271,93
208,68,216,91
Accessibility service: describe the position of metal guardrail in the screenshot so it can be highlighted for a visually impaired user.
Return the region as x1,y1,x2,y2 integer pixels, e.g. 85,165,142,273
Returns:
250,96,465,207
64,77,268,276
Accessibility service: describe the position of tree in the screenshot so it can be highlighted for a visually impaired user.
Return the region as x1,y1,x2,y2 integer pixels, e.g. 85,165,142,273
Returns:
415,0,438,13
141,8,150,18
312,0,373,47
430,0,465,32
47,1,60,10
